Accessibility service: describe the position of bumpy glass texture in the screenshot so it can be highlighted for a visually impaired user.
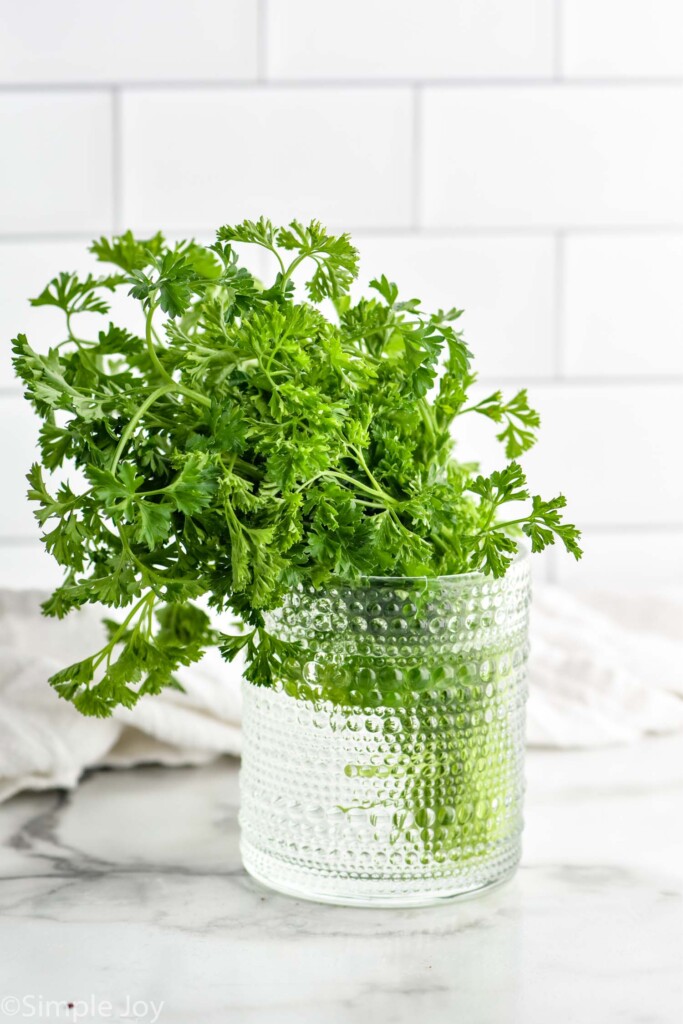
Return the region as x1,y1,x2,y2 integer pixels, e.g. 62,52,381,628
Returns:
240,553,531,906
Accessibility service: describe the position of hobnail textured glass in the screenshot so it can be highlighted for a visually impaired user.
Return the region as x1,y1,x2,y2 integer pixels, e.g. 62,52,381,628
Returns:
240,551,531,906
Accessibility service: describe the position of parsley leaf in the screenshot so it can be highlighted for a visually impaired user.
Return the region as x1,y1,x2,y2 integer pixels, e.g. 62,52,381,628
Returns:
462,388,541,458
12,219,582,715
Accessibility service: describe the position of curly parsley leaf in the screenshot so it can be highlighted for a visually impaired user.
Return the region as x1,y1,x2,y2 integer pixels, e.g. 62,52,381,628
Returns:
12,218,582,715
276,219,359,301
464,388,541,458
523,495,583,558
30,272,124,316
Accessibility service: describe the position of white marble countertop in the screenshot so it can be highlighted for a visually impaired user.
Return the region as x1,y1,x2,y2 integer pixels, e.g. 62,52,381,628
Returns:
0,737,682,1024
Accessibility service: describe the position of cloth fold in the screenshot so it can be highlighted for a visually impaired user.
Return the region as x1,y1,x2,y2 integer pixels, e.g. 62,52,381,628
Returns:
0,587,681,802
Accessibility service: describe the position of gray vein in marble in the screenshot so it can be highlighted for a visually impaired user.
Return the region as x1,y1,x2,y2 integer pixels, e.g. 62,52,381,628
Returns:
0,740,682,1024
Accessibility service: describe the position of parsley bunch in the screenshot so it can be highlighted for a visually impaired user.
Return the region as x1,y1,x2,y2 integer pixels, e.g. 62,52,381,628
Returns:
12,218,581,717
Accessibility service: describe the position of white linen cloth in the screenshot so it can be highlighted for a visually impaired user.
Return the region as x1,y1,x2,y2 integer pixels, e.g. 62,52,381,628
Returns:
0,586,681,802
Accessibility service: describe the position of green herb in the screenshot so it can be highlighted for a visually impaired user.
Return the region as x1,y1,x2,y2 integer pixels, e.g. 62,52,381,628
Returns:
12,218,581,717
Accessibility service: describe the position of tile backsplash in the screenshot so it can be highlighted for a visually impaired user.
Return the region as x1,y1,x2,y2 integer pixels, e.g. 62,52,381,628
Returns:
1,0,681,589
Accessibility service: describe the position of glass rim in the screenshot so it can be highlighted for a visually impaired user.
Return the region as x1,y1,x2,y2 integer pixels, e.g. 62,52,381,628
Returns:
358,543,530,585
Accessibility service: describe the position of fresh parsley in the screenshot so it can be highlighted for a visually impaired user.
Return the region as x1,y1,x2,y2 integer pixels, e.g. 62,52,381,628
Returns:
12,218,582,716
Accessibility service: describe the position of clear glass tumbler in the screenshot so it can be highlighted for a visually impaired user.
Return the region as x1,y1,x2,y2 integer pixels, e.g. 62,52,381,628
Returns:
240,551,531,906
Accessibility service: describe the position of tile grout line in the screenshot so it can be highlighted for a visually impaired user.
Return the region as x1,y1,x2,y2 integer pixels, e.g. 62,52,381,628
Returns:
257,0,268,82
3,226,682,245
1,77,683,90
553,0,564,81
554,231,566,378
2,225,679,244
111,87,123,232
411,85,423,230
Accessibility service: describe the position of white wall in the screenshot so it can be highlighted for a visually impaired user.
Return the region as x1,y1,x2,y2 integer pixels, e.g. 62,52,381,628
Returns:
1,0,682,589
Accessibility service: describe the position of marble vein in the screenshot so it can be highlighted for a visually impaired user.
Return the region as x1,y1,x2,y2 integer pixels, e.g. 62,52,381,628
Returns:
0,740,681,1024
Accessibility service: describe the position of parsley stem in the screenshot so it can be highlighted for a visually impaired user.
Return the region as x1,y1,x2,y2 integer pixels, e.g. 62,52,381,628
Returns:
244,240,285,277
430,530,451,555
327,470,396,507
352,498,387,510
479,499,500,535
418,398,437,448
117,526,166,597
92,593,154,669
65,313,92,347
111,385,172,473
457,396,499,417
279,252,310,291
478,516,528,535
347,444,392,500
144,303,211,408
232,457,264,481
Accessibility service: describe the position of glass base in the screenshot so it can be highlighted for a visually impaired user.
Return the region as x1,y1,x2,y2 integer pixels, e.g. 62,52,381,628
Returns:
240,567,530,909
241,839,520,908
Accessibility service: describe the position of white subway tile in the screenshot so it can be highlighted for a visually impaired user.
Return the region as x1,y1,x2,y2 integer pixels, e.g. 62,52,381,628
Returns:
563,0,683,78
0,241,87,390
0,236,264,390
563,234,683,377
267,0,554,80
0,543,63,591
421,87,683,228
526,384,683,528
530,552,553,586
550,529,683,588
121,88,413,232
352,233,556,377
0,1,257,84
4,374,680,583
0,397,41,536
0,394,89,543
0,93,113,234
453,383,683,526
0,240,136,390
